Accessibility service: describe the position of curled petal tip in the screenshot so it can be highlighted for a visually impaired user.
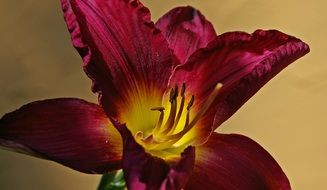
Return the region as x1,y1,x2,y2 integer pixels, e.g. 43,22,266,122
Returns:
156,6,216,63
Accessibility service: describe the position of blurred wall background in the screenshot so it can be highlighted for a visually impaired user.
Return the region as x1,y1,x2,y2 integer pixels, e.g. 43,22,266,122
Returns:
0,0,325,189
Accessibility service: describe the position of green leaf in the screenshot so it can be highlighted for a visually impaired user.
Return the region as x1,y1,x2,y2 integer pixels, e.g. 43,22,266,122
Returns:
97,170,126,190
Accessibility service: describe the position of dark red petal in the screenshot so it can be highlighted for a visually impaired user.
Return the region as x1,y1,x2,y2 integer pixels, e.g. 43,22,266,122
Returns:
111,120,195,190
60,0,175,117
169,30,310,134
185,133,291,190
0,98,122,174
156,6,216,64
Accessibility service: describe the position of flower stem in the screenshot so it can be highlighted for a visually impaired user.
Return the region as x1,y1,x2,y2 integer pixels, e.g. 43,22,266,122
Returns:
97,170,126,190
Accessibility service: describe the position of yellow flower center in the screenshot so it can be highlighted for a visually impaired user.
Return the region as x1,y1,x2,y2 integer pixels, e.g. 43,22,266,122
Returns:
133,83,223,159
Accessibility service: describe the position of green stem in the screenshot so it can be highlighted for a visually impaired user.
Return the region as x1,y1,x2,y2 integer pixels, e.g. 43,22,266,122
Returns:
97,170,126,190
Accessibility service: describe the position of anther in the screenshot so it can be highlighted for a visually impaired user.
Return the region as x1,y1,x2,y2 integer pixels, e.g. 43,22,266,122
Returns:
167,86,186,135
187,95,195,110
165,83,223,141
145,83,223,151
169,87,178,103
180,83,186,97
161,85,179,134
151,107,165,111
174,84,179,95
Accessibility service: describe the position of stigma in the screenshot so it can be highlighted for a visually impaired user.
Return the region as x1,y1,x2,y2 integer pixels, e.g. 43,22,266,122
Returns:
135,83,223,153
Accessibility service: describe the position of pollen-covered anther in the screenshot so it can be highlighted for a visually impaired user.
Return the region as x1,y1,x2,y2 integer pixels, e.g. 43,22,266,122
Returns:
137,83,223,151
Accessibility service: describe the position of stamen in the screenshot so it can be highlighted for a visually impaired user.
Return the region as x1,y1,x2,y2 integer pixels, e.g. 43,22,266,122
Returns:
162,108,190,143
149,112,192,150
167,93,185,135
165,83,223,141
151,107,165,134
156,100,192,148
161,86,178,134
164,83,187,135
140,83,223,153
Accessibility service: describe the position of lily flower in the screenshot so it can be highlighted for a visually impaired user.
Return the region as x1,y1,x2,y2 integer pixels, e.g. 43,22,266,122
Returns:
0,0,309,189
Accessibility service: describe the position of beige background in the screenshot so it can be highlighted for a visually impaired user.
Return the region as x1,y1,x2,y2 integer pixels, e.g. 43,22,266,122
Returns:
0,0,325,189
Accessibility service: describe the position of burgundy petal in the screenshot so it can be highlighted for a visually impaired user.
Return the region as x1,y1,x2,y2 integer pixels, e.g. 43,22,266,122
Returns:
0,98,122,174
111,120,195,190
185,133,291,190
169,30,310,135
60,0,175,117
156,6,216,64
